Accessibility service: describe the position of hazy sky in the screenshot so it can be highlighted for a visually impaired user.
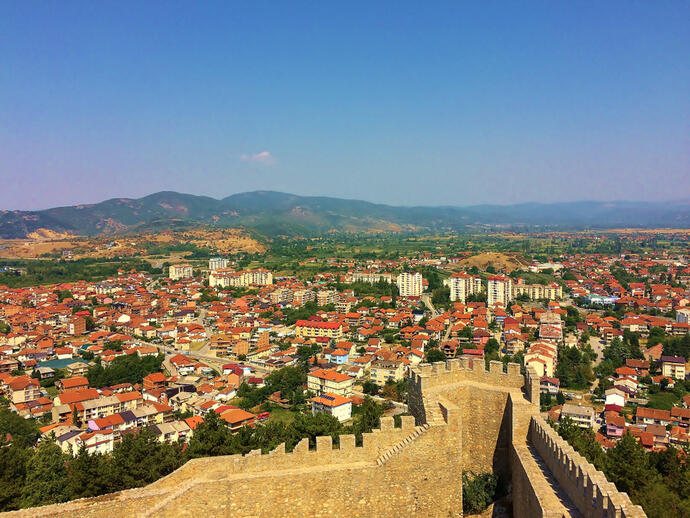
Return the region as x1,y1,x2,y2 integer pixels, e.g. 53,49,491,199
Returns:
2,2,689,210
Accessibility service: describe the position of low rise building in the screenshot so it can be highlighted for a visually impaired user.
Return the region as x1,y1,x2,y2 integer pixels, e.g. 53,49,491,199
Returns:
560,403,595,428
310,393,352,422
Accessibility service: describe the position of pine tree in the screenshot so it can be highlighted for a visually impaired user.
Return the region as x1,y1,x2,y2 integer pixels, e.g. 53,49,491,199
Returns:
67,447,108,500
20,439,68,508
0,440,31,511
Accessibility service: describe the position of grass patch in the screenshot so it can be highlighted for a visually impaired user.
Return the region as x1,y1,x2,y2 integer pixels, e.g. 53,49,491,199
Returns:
646,391,679,410
266,406,297,425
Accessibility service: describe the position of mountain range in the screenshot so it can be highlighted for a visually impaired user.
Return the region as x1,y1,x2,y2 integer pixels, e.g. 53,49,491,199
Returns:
1,191,689,239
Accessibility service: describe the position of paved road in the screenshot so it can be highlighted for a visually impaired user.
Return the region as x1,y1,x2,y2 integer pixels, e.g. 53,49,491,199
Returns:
587,335,606,393
421,293,439,318
588,335,606,366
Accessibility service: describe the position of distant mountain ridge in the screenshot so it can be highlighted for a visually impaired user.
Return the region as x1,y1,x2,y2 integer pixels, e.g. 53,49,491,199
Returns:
1,190,689,239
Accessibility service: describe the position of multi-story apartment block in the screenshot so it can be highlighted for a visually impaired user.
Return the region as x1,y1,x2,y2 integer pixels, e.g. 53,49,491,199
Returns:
487,275,513,307
169,264,193,281
292,289,316,305
294,320,344,340
397,272,423,297
209,268,273,288
445,272,483,303
677,308,690,324
68,316,86,335
307,369,354,397
513,280,563,301
269,288,294,304
661,356,686,380
309,393,352,422
248,268,273,286
317,290,338,306
369,360,406,386
8,376,41,404
345,271,394,284
208,257,229,272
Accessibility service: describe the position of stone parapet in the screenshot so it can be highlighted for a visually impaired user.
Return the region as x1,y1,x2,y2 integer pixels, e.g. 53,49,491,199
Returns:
529,416,647,518
410,359,524,391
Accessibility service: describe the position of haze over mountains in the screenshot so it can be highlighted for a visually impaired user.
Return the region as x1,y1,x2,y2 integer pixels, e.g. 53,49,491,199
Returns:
1,191,689,239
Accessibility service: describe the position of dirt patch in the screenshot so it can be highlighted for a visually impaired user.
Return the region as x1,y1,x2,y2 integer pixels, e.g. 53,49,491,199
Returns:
448,252,530,273
0,228,266,259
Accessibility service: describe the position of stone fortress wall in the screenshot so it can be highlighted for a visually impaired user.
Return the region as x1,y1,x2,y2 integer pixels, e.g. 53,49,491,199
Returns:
2,360,646,518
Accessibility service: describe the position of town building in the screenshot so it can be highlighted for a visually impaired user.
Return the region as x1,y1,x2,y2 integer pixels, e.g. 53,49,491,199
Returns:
208,257,229,272
560,403,595,428
294,320,344,340
487,275,513,307
397,272,423,297
310,393,352,422
307,369,354,397
661,356,686,380
445,273,482,303
169,264,193,280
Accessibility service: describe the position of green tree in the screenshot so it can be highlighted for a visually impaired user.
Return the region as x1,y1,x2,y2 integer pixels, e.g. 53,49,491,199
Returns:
67,448,109,500
462,471,498,514
0,406,39,445
20,439,69,508
107,428,184,490
604,433,656,497
186,410,234,458
426,348,447,363
0,439,31,511
362,381,379,396
484,338,500,355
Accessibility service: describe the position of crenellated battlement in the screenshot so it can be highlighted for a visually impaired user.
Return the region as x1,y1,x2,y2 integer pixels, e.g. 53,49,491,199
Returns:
409,358,525,393
1,415,435,518
196,414,420,476
3,361,649,517
529,416,646,518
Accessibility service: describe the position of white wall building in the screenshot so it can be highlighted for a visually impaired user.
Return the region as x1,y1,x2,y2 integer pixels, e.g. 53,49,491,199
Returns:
397,272,423,297
169,264,193,281
209,257,229,272
487,275,513,306
310,393,352,422
445,273,483,303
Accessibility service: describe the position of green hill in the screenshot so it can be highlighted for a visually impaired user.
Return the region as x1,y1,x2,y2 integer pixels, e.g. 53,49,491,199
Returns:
1,190,689,238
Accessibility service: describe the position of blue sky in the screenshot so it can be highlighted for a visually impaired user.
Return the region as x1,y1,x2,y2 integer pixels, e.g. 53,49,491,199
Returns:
2,1,689,210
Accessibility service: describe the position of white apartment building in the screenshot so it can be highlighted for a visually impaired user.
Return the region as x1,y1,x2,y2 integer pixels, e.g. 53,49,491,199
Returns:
208,257,229,272
513,279,563,301
445,273,483,303
397,272,423,297
487,275,513,307
307,369,354,397
310,393,352,422
169,264,193,281
209,268,273,288
345,271,394,284
269,288,294,304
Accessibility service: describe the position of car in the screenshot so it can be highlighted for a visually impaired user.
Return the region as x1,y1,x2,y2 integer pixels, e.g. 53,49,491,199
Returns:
257,411,270,421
